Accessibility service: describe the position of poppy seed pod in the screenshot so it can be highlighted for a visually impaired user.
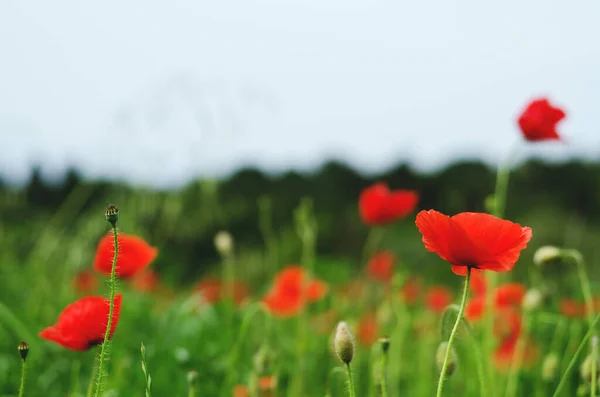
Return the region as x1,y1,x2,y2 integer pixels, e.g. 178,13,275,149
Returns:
214,231,234,257
541,352,560,381
580,353,600,383
17,342,29,361
105,204,119,227
522,288,543,312
436,342,458,377
379,337,390,354
533,246,562,267
334,321,355,364
187,370,198,386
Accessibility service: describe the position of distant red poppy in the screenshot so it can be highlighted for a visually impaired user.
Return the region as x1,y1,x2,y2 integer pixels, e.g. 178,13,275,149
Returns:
425,286,453,314
400,277,422,305
469,269,487,296
415,210,532,276
262,266,328,317
359,183,419,226
494,283,526,307
258,376,277,391
72,270,98,294
465,296,485,321
131,270,160,293
233,385,250,397
517,98,566,142
39,295,122,351
559,298,586,318
494,337,537,371
194,276,249,305
93,233,158,279
356,313,379,345
367,251,396,282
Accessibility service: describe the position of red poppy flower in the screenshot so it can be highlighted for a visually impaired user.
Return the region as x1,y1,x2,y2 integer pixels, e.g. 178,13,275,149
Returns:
359,183,419,226
465,295,485,321
425,286,453,314
258,376,277,391
131,270,160,293
494,337,537,371
400,277,422,305
356,313,379,345
72,270,98,294
517,98,566,142
559,298,586,318
366,251,396,282
93,233,158,279
194,277,249,305
494,283,526,307
233,385,250,397
469,269,487,296
39,294,123,351
415,210,532,276
262,266,328,317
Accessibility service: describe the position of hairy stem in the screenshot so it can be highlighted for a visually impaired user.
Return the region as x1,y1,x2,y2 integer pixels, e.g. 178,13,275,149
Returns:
346,363,356,397
18,360,26,397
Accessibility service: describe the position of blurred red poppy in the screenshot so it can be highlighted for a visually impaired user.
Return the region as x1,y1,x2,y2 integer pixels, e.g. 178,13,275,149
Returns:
131,270,160,293
469,269,487,296
72,270,98,294
356,313,379,345
359,183,419,226
399,277,422,305
416,210,532,276
39,294,122,351
517,98,566,142
258,376,277,391
194,276,249,306
494,283,526,307
559,298,586,318
425,286,453,314
366,251,396,282
494,337,537,371
262,266,328,317
93,233,158,279
233,385,249,397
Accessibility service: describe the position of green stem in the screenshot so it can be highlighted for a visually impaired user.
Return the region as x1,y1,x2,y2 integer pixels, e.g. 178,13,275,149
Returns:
380,352,388,397
188,386,195,397
18,360,26,397
436,268,471,397
505,314,532,397
552,313,600,397
463,320,488,395
93,226,119,397
346,363,356,397
362,227,385,265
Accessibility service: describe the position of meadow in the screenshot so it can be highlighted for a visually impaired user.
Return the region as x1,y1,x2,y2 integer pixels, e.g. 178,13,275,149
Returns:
0,98,599,397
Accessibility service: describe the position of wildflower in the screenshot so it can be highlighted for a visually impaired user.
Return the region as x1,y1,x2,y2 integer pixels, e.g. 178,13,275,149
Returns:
334,321,355,364
258,375,277,391
93,233,158,279
195,276,249,306
559,298,587,318
233,385,249,397
131,270,160,293
72,270,98,294
262,266,327,317
356,313,379,346
522,288,544,312
39,295,123,351
399,277,421,305
214,231,234,257
366,251,396,282
533,245,562,266
17,342,29,361
494,283,526,307
359,183,419,226
517,98,566,142
415,210,532,276
425,286,453,314
469,269,487,296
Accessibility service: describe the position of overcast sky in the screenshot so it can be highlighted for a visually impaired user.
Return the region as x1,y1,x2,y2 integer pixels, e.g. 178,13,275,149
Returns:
1,1,599,188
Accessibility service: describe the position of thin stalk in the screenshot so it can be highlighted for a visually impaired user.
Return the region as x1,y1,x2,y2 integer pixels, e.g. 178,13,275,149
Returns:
380,351,388,397
552,313,600,397
591,336,598,397
436,268,471,397
93,225,119,397
188,385,195,397
346,363,356,397
18,360,26,397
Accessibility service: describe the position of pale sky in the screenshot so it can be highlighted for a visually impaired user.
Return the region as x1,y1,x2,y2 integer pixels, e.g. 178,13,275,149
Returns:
1,1,599,188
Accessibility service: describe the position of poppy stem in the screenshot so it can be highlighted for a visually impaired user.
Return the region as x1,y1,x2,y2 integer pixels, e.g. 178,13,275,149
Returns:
552,313,600,397
504,313,532,397
93,224,119,397
18,359,26,397
436,268,471,397
380,347,389,397
346,363,356,397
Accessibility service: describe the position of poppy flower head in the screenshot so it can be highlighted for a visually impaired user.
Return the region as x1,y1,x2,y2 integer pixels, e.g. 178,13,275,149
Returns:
262,266,327,317
469,269,487,296
415,210,532,276
518,98,566,142
131,270,160,293
194,277,249,305
72,270,98,295
359,183,419,226
465,295,486,322
425,286,453,314
356,313,379,346
400,277,422,305
233,385,250,397
366,251,397,282
93,233,158,279
39,294,123,351
559,298,587,318
494,283,526,307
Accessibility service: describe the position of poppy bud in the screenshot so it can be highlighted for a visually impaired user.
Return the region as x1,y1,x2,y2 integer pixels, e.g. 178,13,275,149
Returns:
334,321,355,364
17,342,29,361
580,353,600,383
436,342,458,377
522,288,543,312
105,204,119,227
533,246,562,267
541,352,560,381
214,231,234,257
379,337,390,354
253,345,272,375
187,370,198,386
